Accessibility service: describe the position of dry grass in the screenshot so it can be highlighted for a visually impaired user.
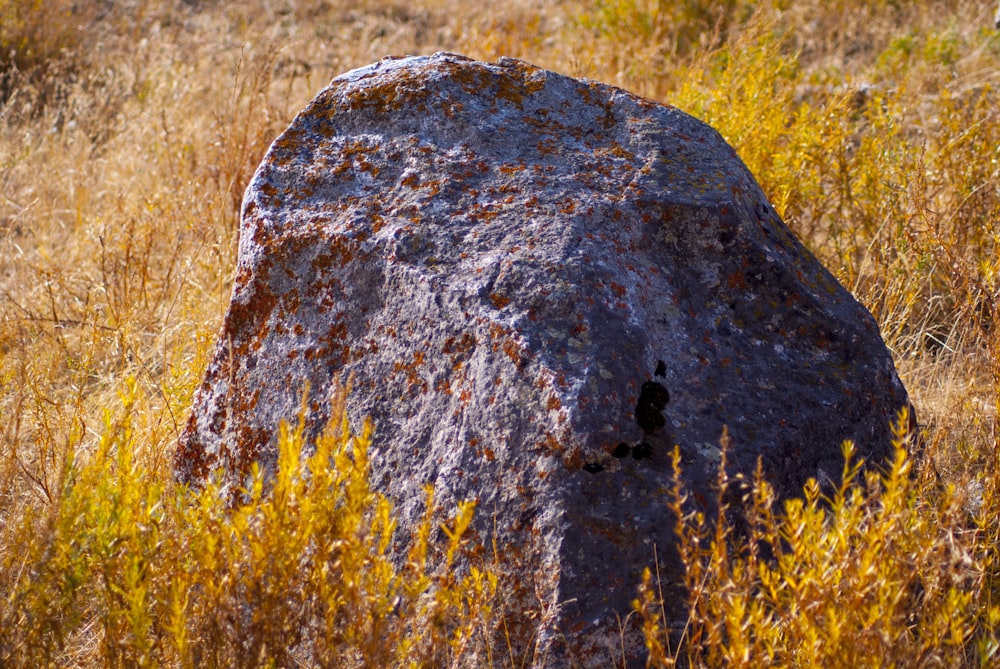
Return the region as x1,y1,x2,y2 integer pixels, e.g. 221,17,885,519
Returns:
0,0,998,666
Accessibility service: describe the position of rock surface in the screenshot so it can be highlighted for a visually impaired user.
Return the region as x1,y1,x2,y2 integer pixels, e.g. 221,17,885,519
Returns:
176,52,912,667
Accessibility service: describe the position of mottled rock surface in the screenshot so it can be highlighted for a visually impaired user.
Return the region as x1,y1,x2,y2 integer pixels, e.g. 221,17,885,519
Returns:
177,52,911,667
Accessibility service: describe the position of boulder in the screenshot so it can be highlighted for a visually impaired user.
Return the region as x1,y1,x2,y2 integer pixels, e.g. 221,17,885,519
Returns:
176,52,912,667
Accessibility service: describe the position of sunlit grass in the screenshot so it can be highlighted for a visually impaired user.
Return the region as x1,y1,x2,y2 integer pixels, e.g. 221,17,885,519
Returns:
636,411,999,667
1,381,496,666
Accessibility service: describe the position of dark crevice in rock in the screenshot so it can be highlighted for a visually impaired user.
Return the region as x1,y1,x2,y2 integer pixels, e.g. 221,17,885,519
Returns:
632,442,653,460
612,442,631,458
636,381,670,434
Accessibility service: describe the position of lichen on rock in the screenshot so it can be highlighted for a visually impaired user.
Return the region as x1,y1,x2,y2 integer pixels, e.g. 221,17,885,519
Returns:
176,52,912,667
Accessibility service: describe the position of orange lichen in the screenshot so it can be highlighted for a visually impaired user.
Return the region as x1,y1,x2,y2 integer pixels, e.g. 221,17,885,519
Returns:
490,293,511,309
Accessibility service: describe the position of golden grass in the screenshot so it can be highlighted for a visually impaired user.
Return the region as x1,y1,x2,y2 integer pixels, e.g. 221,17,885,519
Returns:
0,0,998,666
2,381,496,667
637,412,995,667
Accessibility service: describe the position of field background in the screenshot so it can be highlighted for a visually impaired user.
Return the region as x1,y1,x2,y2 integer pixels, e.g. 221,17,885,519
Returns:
1,0,999,666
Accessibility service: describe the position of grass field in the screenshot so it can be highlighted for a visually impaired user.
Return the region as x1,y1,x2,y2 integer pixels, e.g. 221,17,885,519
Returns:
1,0,998,666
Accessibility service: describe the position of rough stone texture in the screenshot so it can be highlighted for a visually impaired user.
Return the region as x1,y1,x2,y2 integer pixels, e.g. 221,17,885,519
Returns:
176,53,912,667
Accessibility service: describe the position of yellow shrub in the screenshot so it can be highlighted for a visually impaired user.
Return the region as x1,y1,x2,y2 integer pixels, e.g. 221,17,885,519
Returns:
637,409,995,667
0,382,496,668
661,5,998,360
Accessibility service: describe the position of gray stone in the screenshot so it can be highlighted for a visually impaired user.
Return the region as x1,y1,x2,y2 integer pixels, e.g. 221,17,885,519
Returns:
176,52,912,667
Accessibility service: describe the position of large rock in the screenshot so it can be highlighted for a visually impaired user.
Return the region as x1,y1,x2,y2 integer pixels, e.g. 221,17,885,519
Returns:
176,53,911,666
